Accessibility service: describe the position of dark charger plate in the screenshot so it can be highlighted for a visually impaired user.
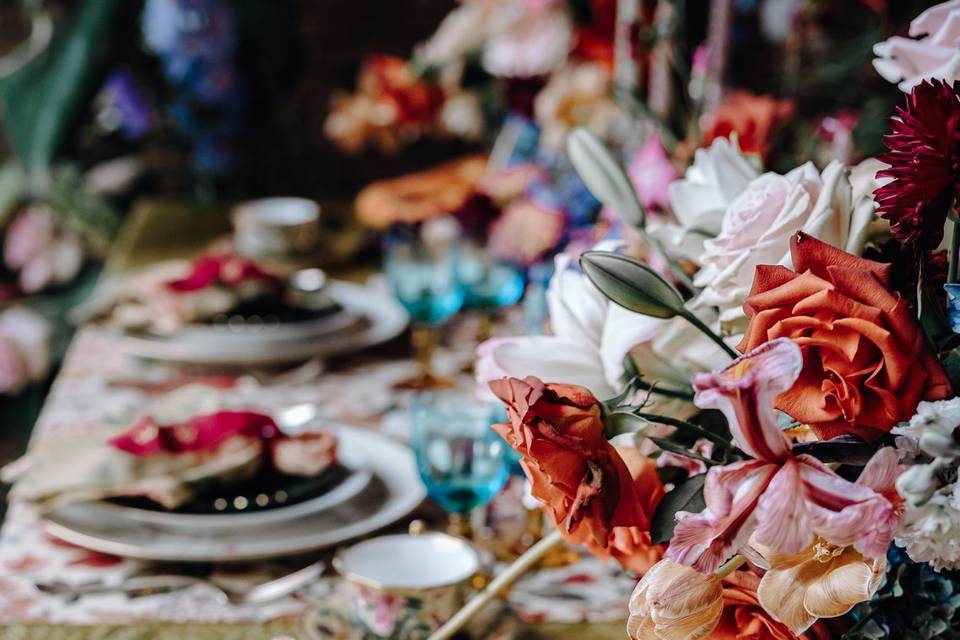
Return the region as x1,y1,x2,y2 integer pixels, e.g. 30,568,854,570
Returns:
108,463,351,515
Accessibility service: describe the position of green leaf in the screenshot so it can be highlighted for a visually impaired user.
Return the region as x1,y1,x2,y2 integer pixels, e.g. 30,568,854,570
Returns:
650,473,706,544
605,410,651,437
790,435,875,465
0,161,26,223
0,1,125,172
580,250,685,318
648,437,715,465
566,127,646,228
637,413,730,449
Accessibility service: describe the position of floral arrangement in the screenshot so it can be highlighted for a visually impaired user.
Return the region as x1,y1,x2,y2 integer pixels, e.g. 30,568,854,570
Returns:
425,3,960,638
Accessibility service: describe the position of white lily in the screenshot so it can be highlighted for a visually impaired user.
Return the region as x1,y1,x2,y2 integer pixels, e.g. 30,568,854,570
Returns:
476,243,728,413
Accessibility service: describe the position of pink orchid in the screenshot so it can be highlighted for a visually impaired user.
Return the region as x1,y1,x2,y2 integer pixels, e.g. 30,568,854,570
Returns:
666,338,900,574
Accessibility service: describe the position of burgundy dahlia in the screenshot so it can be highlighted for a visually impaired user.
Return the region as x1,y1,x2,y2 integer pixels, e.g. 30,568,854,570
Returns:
875,79,960,249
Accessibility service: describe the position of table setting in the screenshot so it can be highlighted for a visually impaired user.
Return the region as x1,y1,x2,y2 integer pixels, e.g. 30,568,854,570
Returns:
0,195,633,640
3,1,960,639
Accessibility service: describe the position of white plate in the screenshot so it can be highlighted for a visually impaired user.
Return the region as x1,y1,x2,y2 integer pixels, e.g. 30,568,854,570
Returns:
44,425,425,562
113,281,409,365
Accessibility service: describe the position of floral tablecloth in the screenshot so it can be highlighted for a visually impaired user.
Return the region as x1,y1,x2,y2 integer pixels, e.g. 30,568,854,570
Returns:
0,323,636,632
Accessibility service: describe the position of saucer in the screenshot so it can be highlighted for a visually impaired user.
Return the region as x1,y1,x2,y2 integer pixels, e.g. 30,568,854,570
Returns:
301,586,517,640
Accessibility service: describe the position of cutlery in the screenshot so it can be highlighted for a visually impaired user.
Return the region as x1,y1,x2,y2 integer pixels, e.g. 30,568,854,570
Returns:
35,561,325,605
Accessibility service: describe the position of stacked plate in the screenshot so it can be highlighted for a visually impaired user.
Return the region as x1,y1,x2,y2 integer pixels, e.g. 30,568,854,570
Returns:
44,424,425,562
112,280,409,366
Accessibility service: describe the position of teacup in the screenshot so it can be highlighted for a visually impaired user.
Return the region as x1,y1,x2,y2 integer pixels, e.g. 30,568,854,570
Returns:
334,532,481,639
231,197,320,258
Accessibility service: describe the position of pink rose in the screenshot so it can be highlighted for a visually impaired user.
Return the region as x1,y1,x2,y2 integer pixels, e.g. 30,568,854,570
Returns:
692,161,863,327
874,0,960,91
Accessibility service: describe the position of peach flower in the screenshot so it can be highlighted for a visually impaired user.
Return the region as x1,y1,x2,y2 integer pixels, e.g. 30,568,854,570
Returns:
627,561,834,640
739,232,952,441
627,558,723,640
702,92,794,160
714,571,833,640
754,540,884,636
490,376,662,570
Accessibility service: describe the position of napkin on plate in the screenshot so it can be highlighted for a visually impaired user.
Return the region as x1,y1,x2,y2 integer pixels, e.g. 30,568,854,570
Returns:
91,253,283,334
3,385,336,512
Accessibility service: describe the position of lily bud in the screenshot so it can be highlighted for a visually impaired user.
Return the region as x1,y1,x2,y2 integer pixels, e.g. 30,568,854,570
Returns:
627,559,723,640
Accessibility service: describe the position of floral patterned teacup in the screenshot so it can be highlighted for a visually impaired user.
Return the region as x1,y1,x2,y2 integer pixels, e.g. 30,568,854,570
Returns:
334,532,482,639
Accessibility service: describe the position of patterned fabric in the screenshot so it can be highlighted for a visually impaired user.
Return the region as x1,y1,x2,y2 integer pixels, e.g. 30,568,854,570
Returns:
0,323,636,626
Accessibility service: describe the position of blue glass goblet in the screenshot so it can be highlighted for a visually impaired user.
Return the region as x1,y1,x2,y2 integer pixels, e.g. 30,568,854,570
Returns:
385,218,465,388
411,392,509,537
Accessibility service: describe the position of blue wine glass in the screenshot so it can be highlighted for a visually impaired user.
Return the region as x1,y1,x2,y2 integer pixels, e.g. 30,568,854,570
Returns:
456,243,524,343
411,392,509,536
384,218,465,388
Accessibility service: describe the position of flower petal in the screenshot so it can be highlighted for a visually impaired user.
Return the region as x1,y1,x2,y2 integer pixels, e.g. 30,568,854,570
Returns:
802,552,886,619
667,460,776,573
692,338,800,462
796,455,898,557
753,460,813,553
477,336,616,399
756,557,819,635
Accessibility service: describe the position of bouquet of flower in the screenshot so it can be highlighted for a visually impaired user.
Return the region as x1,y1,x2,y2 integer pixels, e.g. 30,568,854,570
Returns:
428,3,960,638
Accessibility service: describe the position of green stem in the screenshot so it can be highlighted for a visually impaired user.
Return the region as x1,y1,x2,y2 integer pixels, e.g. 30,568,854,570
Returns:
949,219,960,285
633,379,695,401
681,311,739,359
716,554,746,579
634,411,731,448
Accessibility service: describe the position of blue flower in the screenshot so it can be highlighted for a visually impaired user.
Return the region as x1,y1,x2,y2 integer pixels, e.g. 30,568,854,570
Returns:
945,284,960,334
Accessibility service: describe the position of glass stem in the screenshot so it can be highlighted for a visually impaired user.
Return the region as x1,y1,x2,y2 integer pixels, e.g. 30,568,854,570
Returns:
449,512,474,539
412,324,438,378
477,311,495,344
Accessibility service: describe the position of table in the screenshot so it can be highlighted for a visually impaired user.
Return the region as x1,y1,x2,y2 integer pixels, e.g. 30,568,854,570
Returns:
0,202,635,638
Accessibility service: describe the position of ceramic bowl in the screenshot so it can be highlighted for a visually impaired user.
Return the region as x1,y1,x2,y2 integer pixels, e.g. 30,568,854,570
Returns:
334,532,481,638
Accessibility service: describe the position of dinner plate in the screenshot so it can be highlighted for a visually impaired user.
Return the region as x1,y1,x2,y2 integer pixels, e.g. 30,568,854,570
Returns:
44,425,425,562
96,467,374,530
112,280,409,365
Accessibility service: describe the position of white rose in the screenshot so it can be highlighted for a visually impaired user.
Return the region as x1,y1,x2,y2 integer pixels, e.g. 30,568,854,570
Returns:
692,160,865,328
649,136,759,263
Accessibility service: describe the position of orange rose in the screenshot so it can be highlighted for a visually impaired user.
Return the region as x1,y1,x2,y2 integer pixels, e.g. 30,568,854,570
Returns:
703,91,794,160
740,232,951,441
714,571,833,640
490,376,663,571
